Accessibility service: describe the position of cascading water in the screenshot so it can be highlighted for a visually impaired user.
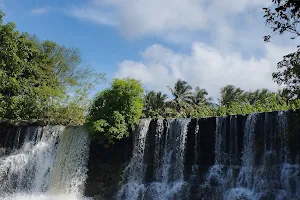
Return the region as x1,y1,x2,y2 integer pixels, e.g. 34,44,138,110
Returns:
49,127,90,195
210,111,300,200
117,119,191,200
236,114,257,188
117,111,300,200
0,125,90,200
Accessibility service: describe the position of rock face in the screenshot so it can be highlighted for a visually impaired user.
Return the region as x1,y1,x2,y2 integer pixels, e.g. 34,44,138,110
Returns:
84,138,133,199
0,123,40,153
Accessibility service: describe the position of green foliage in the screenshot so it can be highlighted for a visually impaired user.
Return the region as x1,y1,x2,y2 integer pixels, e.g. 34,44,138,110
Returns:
0,11,105,124
244,89,275,105
142,79,300,119
273,48,300,100
264,0,300,101
263,0,300,42
219,85,245,106
87,78,144,144
190,93,294,118
189,105,217,118
168,79,193,113
188,87,213,106
47,89,91,125
188,97,293,118
143,90,169,118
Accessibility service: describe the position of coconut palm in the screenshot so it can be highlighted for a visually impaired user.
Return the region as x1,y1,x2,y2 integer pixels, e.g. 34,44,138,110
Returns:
188,86,213,106
219,85,245,106
244,89,274,105
143,90,168,118
167,79,193,113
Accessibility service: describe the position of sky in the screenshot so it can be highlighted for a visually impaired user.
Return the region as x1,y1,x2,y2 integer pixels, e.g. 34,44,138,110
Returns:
1,0,299,100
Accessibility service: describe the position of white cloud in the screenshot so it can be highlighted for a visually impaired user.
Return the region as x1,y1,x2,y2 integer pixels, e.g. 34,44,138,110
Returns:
67,0,299,100
67,5,118,26
66,0,280,56
115,43,296,99
31,7,50,15
68,0,270,40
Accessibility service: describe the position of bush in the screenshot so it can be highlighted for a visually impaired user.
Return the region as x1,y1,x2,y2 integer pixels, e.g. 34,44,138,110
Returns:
86,78,144,144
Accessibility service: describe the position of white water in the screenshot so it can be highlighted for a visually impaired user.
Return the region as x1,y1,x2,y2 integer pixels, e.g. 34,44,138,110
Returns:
117,119,191,200
117,111,300,200
116,119,151,200
215,111,300,200
0,126,90,200
236,114,258,188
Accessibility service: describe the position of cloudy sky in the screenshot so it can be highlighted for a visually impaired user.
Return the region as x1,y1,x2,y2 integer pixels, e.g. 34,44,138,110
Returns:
1,0,298,99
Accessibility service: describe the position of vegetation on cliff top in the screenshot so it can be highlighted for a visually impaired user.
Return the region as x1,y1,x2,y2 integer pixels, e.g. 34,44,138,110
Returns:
141,80,300,119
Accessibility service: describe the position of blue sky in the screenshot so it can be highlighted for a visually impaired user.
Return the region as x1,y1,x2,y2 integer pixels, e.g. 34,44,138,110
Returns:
1,0,298,99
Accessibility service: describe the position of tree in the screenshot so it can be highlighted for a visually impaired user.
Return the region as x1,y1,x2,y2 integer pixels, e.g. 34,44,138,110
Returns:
273,49,300,99
264,1,300,100
87,78,144,144
244,89,274,105
277,88,293,102
219,85,245,106
0,11,105,122
35,39,105,92
0,13,60,119
34,39,105,122
188,86,212,106
263,0,300,42
168,79,193,113
143,90,168,118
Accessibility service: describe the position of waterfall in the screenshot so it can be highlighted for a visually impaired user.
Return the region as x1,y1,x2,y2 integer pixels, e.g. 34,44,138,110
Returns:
236,114,258,188
0,125,90,200
117,119,191,200
222,111,300,200
49,126,90,195
117,111,300,200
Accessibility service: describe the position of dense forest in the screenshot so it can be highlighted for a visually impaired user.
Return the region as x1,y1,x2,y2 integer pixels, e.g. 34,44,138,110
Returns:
1,0,300,143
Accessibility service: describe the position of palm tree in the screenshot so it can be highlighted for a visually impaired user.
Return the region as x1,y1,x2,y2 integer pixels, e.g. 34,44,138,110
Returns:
167,79,193,113
219,85,245,106
143,90,168,118
188,86,213,106
244,89,273,105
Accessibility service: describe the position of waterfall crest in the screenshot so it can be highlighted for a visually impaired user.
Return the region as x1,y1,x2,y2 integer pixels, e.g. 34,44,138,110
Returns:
0,125,90,200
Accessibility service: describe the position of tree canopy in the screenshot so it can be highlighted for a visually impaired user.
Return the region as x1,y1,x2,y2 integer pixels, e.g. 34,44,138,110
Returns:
87,78,144,144
140,79,300,120
219,85,245,106
273,49,300,99
264,0,300,100
264,0,300,42
143,91,169,118
0,11,105,124
168,79,193,114
188,87,212,106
